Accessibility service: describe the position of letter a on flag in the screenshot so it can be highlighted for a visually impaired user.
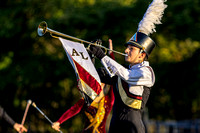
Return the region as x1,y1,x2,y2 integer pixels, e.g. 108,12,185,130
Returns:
59,38,102,101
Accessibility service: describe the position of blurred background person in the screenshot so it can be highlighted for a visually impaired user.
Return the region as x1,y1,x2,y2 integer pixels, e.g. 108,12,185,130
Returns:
0,106,27,132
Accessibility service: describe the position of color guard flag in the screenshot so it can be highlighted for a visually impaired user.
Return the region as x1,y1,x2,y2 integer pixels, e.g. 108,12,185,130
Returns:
59,38,102,100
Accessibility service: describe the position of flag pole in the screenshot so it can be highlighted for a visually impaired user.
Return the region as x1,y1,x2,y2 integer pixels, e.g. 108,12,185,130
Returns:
19,100,32,133
32,102,63,133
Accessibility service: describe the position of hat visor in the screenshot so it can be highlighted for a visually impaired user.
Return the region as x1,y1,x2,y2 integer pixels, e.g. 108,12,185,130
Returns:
124,41,143,49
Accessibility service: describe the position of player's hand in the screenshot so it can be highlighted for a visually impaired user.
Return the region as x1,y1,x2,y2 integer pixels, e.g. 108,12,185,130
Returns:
52,122,61,132
89,39,105,59
13,123,27,132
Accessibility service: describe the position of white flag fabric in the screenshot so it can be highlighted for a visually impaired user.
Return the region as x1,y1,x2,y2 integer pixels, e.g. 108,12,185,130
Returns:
59,38,102,100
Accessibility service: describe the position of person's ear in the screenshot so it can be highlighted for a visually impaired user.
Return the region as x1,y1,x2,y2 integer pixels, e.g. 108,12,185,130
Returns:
139,52,146,60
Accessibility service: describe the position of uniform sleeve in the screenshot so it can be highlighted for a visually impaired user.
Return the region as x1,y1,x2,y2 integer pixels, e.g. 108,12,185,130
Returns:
0,106,15,126
101,56,155,87
97,67,117,85
96,51,117,85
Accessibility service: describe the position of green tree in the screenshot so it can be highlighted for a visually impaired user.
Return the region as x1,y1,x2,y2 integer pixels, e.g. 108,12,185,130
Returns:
0,0,200,132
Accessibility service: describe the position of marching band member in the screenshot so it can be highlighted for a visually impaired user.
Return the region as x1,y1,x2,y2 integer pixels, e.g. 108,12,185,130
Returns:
0,106,27,132
88,0,167,132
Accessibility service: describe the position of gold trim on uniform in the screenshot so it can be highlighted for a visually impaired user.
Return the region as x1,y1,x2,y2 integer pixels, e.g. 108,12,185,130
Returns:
118,77,142,109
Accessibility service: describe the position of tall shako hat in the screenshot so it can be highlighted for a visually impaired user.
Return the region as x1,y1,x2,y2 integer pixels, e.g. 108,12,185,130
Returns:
125,0,167,57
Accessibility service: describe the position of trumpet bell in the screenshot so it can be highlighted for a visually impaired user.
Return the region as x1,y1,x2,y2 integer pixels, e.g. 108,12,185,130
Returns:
37,21,48,36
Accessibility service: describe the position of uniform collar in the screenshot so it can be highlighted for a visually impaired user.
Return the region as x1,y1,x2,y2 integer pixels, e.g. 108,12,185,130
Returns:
129,61,149,69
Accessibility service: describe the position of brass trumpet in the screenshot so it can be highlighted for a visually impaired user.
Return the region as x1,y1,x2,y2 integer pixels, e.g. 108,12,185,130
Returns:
37,21,127,56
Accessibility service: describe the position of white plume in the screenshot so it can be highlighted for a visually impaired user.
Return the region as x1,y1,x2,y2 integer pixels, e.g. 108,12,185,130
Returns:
137,0,167,35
